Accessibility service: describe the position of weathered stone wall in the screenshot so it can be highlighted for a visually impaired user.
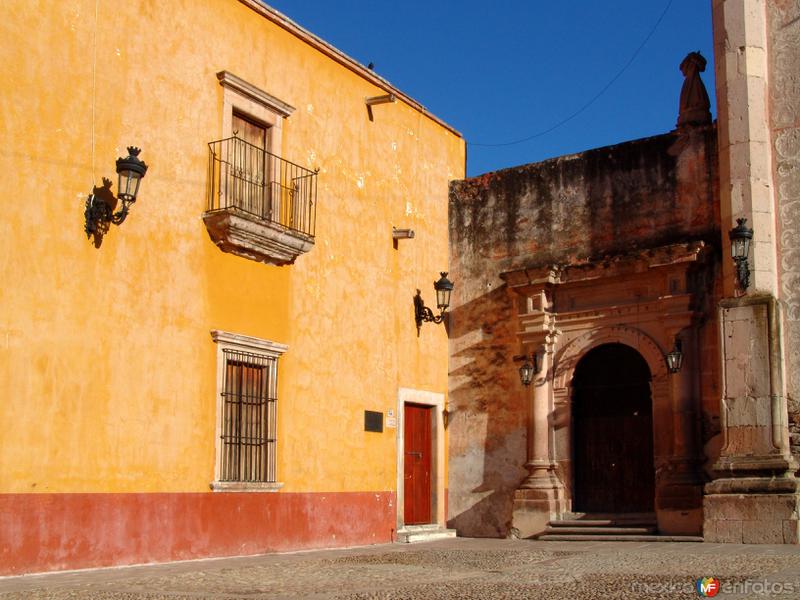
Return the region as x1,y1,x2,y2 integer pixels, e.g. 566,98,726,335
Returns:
769,0,800,464
448,128,720,537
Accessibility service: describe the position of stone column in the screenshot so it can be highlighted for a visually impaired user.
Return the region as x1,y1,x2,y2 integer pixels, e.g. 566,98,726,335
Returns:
518,347,562,488
511,337,566,538
706,0,800,544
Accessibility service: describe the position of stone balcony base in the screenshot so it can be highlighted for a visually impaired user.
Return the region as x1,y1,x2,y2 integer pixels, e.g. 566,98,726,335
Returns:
203,208,314,266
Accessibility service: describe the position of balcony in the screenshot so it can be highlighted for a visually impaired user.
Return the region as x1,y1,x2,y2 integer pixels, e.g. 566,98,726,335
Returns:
203,136,317,265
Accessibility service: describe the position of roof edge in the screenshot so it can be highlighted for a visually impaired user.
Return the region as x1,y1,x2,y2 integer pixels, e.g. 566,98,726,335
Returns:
238,0,463,138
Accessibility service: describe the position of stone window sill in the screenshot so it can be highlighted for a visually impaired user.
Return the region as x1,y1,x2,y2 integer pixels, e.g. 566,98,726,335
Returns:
210,481,284,492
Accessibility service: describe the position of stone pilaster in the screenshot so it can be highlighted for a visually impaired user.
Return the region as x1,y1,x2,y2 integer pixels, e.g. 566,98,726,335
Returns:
704,295,799,543
658,328,705,535
708,0,800,544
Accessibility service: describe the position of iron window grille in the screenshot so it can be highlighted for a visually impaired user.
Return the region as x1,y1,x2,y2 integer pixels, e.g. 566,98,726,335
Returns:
219,349,278,483
207,136,317,239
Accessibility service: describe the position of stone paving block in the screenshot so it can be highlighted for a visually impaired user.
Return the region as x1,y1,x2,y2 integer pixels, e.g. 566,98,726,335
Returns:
0,538,799,599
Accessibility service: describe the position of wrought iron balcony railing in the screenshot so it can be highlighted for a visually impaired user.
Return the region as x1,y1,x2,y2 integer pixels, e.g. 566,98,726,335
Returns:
207,136,317,239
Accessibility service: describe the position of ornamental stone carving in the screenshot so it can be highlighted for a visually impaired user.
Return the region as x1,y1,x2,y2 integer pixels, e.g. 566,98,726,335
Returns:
769,1,800,462
677,52,712,128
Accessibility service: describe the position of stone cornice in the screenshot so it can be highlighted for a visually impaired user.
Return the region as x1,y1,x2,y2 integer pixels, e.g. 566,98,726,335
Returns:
501,242,710,292
210,329,288,355
217,71,295,117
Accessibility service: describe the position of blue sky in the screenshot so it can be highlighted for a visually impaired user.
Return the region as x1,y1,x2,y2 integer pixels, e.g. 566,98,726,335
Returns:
266,1,715,177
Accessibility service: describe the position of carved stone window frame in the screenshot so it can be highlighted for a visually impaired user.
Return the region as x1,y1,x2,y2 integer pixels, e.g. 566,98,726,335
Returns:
217,71,294,152
209,329,288,492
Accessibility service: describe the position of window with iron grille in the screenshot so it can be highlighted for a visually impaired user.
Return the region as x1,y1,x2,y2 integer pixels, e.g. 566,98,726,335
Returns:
210,330,286,491
220,349,277,483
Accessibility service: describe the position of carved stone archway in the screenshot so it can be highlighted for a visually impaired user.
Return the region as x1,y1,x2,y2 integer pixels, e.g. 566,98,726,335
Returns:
554,324,668,390
502,243,710,537
552,326,671,516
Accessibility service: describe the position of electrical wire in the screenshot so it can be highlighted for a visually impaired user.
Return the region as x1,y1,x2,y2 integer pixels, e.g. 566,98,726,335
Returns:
91,0,98,183
469,0,674,148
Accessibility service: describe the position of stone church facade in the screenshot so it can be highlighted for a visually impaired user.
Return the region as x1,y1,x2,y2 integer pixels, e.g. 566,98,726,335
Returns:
447,0,800,543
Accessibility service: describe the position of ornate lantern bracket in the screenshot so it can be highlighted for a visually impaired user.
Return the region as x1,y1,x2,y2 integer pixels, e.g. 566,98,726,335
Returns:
414,272,454,332
84,147,148,243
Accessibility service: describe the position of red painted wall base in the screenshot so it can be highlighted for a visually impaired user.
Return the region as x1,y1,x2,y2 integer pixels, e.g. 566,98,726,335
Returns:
0,491,395,575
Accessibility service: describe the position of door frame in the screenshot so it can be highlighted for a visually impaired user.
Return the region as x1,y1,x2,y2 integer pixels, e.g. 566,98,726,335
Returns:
570,342,655,513
396,388,445,531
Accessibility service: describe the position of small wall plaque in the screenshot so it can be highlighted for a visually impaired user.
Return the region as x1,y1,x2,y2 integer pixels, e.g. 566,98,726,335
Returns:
364,410,383,433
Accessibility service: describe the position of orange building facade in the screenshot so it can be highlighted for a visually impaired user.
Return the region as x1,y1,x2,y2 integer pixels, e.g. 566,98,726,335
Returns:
0,0,464,574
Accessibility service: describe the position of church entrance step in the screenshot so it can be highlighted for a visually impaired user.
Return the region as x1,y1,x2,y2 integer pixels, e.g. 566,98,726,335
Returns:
396,525,457,543
536,512,700,542
537,533,704,542
544,526,657,535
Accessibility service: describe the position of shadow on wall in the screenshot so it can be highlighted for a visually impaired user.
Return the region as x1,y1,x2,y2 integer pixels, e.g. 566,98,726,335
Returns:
84,178,118,248
446,284,529,538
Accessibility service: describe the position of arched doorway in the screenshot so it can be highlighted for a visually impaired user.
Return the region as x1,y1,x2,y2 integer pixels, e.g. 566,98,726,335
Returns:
572,343,655,513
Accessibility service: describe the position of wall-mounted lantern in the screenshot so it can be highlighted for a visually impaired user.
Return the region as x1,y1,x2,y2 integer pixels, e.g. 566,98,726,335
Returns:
85,147,148,239
514,348,544,386
729,217,753,290
414,272,454,330
666,339,684,374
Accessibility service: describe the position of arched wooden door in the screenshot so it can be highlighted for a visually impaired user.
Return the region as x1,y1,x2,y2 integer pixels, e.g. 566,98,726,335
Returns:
572,343,655,513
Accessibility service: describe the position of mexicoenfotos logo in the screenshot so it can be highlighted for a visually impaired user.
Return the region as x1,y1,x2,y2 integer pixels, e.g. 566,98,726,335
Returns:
696,577,721,597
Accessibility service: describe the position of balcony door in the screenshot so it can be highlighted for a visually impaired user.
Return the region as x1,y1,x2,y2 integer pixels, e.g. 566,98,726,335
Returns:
232,112,271,219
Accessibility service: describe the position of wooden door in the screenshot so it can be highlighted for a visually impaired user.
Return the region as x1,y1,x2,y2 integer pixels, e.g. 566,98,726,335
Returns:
572,343,655,513
404,403,432,524
231,112,269,218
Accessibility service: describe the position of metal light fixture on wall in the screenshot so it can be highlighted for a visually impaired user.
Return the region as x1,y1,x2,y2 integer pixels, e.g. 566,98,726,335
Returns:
414,272,454,331
365,93,396,121
84,147,148,240
515,348,544,386
666,339,683,374
729,217,753,291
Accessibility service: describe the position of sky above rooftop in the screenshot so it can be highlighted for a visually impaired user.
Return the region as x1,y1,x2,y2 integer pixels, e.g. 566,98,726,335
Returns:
265,0,715,177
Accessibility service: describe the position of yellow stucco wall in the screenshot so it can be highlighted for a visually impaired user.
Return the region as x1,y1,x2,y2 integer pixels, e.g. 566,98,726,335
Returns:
0,0,464,494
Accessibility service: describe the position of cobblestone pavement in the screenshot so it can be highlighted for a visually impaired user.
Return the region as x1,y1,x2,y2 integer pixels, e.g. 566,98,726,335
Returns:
1,538,799,599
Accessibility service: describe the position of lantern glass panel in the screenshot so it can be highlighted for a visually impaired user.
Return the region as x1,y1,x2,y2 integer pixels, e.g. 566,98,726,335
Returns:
436,287,451,310
731,236,749,259
519,362,534,386
118,171,130,198
130,173,142,199
118,170,142,201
